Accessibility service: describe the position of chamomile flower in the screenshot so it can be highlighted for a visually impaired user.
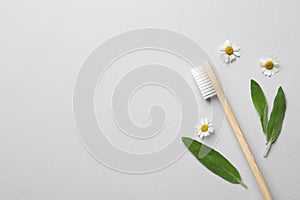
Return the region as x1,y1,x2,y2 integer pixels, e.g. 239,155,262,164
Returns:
195,118,214,139
259,55,279,77
220,40,241,63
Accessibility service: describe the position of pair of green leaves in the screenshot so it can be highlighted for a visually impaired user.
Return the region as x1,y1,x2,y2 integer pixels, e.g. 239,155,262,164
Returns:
181,80,286,187
182,137,247,188
250,79,286,157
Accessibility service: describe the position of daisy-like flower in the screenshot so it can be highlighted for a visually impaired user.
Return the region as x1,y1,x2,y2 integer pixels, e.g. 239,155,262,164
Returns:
259,55,279,77
195,118,214,139
220,40,241,63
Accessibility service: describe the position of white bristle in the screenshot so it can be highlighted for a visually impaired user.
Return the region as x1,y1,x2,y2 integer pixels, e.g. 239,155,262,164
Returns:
191,67,216,99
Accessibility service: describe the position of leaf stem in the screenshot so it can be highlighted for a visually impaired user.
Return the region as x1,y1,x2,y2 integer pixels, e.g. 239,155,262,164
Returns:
263,141,272,157
239,180,248,189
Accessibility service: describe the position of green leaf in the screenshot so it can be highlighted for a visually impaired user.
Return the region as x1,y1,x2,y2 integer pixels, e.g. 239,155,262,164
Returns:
250,79,268,134
182,137,247,188
267,87,286,143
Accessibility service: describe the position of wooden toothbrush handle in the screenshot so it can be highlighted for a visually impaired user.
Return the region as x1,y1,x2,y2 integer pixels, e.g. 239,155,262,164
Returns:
203,61,272,200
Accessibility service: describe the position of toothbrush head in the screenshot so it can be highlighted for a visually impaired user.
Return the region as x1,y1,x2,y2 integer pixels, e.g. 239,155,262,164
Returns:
191,67,216,100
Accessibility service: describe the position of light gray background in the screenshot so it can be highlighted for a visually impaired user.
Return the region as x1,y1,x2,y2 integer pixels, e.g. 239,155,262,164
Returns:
0,0,299,199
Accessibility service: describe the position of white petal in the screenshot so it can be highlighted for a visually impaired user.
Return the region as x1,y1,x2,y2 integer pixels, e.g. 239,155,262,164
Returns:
230,55,236,62
260,59,266,66
220,51,226,56
224,40,231,46
272,66,279,73
271,71,275,75
208,127,214,133
233,51,240,57
272,59,279,64
199,133,204,139
232,44,241,52
260,67,267,72
201,120,204,125
267,70,272,77
204,132,209,137
224,55,229,63
204,118,208,124
219,45,226,51
264,70,270,76
270,55,278,61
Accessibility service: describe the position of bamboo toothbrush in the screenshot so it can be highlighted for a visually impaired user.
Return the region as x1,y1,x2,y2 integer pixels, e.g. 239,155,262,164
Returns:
191,61,272,200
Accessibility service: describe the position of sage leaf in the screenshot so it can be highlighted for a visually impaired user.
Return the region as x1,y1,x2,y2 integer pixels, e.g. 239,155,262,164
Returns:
250,79,268,134
264,87,286,157
182,137,247,188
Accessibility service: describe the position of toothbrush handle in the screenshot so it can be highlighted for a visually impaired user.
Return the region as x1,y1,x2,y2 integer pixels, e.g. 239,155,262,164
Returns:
203,61,272,200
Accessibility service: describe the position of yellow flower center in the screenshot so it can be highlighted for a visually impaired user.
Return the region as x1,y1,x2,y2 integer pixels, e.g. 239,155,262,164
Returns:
264,61,274,70
225,46,234,55
201,124,209,132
